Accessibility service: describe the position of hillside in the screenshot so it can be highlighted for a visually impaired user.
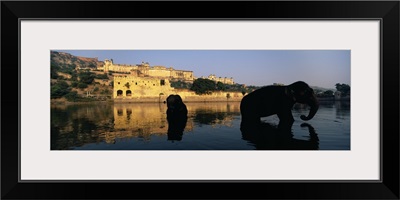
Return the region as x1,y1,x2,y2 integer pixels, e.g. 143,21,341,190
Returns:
51,51,113,102
311,86,336,92
51,51,104,72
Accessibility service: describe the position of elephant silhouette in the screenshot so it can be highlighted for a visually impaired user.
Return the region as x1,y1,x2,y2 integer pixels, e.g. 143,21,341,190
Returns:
240,121,319,150
167,114,187,141
166,94,188,141
240,81,319,126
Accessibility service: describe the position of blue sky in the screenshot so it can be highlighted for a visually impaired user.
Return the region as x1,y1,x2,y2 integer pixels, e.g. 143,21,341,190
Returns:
55,50,350,89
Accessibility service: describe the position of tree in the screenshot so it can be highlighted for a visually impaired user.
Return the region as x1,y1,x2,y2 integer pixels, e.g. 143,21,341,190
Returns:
323,90,334,96
51,65,59,79
216,81,226,91
96,73,109,80
170,80,192,89
335,83,350,97
51,81,70,98
78,71,95,84
101,89,111,95
190,78,217,95
77,82,88,89
71,81,78,88
64,91,79,102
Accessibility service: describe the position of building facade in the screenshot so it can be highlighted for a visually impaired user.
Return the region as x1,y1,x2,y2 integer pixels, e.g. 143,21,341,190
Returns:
201,74,234,85
113,75,175,99
100,59,194,82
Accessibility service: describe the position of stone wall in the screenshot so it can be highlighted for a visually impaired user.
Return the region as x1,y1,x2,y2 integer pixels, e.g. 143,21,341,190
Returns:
113,75,175,99
113,76,244,103
201,74,234,85
102,59,194,82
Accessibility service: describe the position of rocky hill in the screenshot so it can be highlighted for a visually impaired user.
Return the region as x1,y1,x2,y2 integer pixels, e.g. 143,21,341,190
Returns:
51,51,113,102
51,51,104,71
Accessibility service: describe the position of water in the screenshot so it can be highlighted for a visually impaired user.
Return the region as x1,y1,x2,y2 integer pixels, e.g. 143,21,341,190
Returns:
51,101,350,150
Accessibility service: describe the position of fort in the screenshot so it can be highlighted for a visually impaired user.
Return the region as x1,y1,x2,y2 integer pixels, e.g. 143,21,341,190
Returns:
99,59,194,82
200,74,234,85
97,59,235,85
113,75,243,103
113,75,175,99
96,58,240,102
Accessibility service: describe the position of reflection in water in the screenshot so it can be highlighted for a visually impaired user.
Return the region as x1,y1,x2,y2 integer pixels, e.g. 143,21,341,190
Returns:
51,102,241,149
167,113,188,141
240,121,319,150
50,101,349,150
192,103,240,127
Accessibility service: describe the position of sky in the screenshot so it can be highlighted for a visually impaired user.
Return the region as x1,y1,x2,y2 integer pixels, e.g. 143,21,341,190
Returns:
55,50,350,89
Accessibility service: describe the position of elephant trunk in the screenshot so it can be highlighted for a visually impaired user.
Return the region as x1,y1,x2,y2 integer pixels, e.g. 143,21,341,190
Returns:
300,94,319,121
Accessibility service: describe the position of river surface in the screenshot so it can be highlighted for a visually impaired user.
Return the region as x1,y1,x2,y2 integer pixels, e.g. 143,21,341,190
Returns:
51,101,350,150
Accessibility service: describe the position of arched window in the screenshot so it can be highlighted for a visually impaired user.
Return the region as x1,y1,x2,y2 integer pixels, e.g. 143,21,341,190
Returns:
126,90,132,96
117,109,123,116
117,90,123,96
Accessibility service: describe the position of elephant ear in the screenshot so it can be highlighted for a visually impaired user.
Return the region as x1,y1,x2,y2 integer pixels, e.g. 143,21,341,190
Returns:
304,88,315,96
285,87,296,102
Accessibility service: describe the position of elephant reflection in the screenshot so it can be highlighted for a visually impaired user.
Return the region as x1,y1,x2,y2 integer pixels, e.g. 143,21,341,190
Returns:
240,122,319,150
167,115,187,141
241,81,319,125
166,94,188,141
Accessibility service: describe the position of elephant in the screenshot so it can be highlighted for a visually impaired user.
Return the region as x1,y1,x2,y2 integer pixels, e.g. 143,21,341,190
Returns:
166,94,188,141
240,81,319,126
166,94,188,119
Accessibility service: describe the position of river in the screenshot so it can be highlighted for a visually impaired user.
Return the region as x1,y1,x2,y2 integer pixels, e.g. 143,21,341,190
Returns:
51,101,350,150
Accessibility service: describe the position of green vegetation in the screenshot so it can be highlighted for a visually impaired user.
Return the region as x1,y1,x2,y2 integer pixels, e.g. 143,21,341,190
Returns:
96,73,109,80
188,79,250,95
64,91,79,102
170,80,192,89
100,89,111,95
316,90,335,98
77,82,88,89
51,51,112,102
51,63,76,75
71,81,78,88
190,78,217,94
78,71,95,84
324,90,334,96
335,83,350,97
51,81,71,98
51,65,59,79
216,81,226,91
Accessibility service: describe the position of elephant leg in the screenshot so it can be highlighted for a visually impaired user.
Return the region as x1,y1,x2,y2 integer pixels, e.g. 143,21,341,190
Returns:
277,109,294,126
241,115,261,127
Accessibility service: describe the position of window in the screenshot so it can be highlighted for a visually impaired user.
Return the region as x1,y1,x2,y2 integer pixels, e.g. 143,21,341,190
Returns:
117,109,123,116
160,80,165,86
117,90,123,96
126,90,132,96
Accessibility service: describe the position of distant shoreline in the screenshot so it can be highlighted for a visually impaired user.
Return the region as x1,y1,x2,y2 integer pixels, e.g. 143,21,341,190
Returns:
51,96,349,105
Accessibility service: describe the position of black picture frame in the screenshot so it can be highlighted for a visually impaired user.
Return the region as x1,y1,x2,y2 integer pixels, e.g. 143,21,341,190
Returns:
2,1,399,199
